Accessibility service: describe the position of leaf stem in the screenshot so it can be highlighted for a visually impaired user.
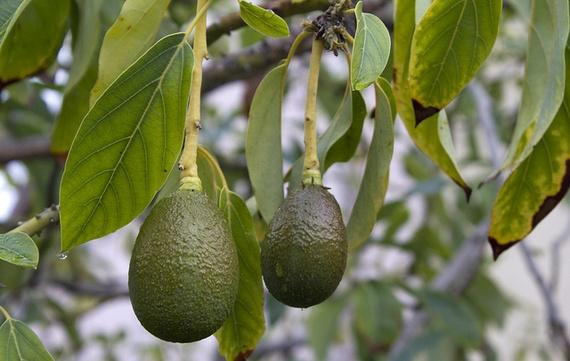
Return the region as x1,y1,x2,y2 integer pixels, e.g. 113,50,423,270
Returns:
183,0,213,38
9,205,59,236
179,0,209,192
0,305,12,320
284,31,311,68
302,38,324,186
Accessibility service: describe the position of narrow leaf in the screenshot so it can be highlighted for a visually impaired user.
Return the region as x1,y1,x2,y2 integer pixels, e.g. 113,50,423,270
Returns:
502,0,569,168
60,33,193,251
347,78,394,250
489,46,570,259
215,190,265,361
0,318,54,361
90,0,172,103
197,146,228,202
351,1,391,91
246,64,287,222
239,1,290,38
393,0,471,198
408,0,502,115
0,0,69,87
0,232,38,269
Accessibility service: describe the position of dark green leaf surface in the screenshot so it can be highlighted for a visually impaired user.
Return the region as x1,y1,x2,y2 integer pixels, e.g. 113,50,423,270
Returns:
0,318,54,361
0,0,69,87
246,64,287,222
60,33,193,250
347,79,394,250
215,190,265,361
0,232,38,269
239,1,289,38
351,1,391,90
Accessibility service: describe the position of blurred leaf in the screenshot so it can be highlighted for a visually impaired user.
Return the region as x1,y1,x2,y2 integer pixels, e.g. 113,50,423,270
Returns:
216,190,265,361
246,64,287,222
347,79,394,250
239,1,289,38
90,0,172,103
0,0,69,87
409,0,501,111
420,290,482,348
265,293,286,325
60,33,193,250
378,201,410,241
353,282,402,346
464,273,511,327
352,1,391,90
307,296,348,361
0,318,54,360
489,46,570,259
502,0,569,168
0,232,38,269
390,331,444,361
393,0,471,198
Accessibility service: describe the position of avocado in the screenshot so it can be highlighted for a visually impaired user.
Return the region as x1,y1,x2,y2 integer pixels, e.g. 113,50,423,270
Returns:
261,185,347,308
128,189,239,343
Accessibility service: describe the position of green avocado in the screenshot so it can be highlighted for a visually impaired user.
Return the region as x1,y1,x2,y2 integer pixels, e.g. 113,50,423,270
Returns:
261,185,347,308
128,189,239,343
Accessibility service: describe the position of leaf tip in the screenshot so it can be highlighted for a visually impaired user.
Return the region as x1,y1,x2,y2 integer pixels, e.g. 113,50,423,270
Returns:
235,350,254,361
488,237,516,261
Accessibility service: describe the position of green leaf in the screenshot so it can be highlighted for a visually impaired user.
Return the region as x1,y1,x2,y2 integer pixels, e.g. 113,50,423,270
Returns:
215,190,265,361
351,1,391,90
59,33,193,251
0,318,54,360
393,0,471,198
0,0,69,87
502,0,569,168
307,296,348,361
408,0,502,112
90,0,173,103
239,1,289,38
0,232,38,269
353,282,402,345
246,64,287,222
347,79,394,251
420,290,482,348
489,46,570,259
464,273,511,327
197,146,228,203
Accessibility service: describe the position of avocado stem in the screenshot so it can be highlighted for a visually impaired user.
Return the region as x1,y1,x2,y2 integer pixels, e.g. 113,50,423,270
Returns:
302,38,324,186
10,205,59,237
179,0,209,190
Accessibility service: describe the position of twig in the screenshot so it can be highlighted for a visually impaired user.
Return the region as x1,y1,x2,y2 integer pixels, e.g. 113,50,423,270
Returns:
549,222,570,292
50,279,129,299
9,205,59,236
0,136,51,165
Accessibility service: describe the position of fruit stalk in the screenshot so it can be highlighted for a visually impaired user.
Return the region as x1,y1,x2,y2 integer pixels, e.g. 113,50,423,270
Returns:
179,0,209,192
302,38,324,186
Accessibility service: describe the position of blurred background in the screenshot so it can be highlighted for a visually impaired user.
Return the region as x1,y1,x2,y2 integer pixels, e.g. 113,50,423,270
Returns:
0,0,569,360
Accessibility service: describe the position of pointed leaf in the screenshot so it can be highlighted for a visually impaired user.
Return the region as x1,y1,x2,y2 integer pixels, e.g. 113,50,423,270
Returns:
347,79,394,250
393,0,471,198
215,190,265,361
502,0,569,168
239,1,289,38
0,232,38,269
489,46,570,259
0,318,54,361
351,1,391,90
90,0,172,103
60,33,193,251
0,0,69,87
408,0,502,113
246,64,287,222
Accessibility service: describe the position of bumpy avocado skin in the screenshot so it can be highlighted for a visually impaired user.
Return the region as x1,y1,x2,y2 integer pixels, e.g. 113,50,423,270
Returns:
261,185,347,308
128,190,239,343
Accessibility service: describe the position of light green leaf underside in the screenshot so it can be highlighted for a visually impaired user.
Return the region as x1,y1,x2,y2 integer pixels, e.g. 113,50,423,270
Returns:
246,64,287,222
0,319,54,361
409,0,502,109
0,0,69,87
90,0,172,104
215,190,265,361
351,1,391,91
0,232,38,269
502,0,569,169
347,78,395,251
239,1,290,38
60,33,193,251
393,0,470,196
489,47,570,257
